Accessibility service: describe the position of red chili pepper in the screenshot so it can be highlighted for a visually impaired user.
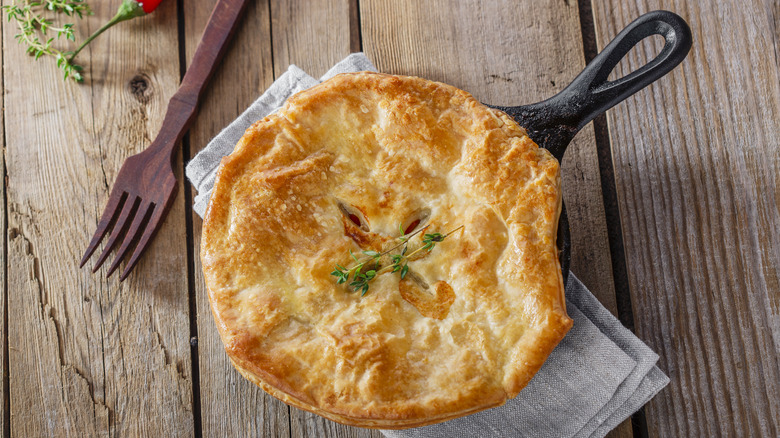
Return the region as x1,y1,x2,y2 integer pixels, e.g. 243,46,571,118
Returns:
140,0,164,13
69,0,163,62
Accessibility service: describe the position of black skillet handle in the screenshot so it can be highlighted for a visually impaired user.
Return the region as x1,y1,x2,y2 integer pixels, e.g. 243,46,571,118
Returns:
491,10,692,161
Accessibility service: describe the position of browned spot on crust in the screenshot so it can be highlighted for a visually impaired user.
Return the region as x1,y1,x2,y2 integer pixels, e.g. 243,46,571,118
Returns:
377,191,393,208
399,278,456,320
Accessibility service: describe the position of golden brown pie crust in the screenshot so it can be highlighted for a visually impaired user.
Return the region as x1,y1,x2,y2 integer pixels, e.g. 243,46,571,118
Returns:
201,72,572,429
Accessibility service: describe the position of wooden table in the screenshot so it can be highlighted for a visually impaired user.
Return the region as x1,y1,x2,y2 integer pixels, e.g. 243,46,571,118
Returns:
1,0,777,436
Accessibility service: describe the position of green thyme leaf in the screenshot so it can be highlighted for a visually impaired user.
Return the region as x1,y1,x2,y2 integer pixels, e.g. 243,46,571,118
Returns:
4,0,92,82
400,264,409,279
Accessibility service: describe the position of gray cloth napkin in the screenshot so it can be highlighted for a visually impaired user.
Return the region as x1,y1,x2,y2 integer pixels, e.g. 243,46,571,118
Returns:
185,53,669,438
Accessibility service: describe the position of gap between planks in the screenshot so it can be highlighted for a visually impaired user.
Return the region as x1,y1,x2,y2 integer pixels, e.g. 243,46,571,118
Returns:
576,1,644,436
1,9,9,438
176,0,204,437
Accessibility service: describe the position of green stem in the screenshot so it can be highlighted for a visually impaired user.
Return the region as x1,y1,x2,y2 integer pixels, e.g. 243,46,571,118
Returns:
68,0,144,61
376,264,396,276
403,245,428,261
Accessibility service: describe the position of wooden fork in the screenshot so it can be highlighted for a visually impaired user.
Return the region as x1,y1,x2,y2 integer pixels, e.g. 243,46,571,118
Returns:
80,0,250,281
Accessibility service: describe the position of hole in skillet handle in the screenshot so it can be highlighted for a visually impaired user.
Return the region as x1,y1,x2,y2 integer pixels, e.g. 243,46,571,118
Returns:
484,10,693,285
558,203,571,287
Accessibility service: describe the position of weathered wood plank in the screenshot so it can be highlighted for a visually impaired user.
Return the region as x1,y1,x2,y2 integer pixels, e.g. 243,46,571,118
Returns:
360,1,632,437
182,0,289,437
0,12,6,438
591,1,780,436
292,412,385,438
772,0,780,72
2,1,193,435
271,0,358,79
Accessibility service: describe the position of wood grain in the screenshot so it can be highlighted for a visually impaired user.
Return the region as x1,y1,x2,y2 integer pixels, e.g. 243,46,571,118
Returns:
270,0,358,79
360,1,630,436
182,0,290,436
591,1,780,436
290,411,383,438
0,12,6,438
773,0,780,73
2,1,194,435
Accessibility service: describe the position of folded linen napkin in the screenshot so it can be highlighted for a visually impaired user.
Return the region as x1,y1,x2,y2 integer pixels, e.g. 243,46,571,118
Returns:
186,53,668,438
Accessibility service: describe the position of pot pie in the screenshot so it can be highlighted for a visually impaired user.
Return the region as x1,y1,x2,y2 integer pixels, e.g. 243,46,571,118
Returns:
201,72,572,428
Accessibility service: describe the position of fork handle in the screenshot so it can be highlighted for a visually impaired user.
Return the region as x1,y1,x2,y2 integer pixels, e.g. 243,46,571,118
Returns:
149,0,251,156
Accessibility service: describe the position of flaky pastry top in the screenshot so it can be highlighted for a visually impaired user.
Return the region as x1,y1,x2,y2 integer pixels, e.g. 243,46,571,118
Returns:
201,72,572,428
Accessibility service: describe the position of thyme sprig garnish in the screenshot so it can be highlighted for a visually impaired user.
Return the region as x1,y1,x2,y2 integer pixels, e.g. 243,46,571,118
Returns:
3,0,92,81
331,224,464,296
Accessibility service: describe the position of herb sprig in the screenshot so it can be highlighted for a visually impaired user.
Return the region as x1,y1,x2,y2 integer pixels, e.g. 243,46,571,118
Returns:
3,0,92,81
331,224,464,296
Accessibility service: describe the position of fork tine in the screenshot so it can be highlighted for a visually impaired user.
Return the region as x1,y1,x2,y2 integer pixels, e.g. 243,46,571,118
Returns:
92,196,140,273
106,202,154,278
119,205,165,282
80,191,128,268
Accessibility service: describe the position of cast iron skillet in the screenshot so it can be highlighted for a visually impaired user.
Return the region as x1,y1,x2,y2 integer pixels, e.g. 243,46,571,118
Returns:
487,10,692,285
